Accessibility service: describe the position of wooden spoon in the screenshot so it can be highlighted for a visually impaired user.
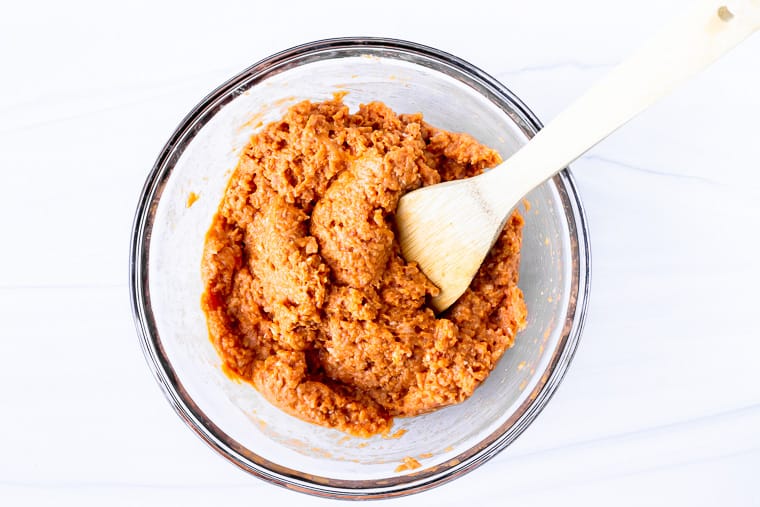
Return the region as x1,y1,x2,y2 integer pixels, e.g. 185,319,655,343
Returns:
396,0,760,312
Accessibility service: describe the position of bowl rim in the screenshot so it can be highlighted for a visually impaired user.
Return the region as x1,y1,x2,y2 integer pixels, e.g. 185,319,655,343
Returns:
129,36,591,499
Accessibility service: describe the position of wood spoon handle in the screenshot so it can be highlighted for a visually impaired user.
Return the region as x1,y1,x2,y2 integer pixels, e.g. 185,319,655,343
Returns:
486,0,760,203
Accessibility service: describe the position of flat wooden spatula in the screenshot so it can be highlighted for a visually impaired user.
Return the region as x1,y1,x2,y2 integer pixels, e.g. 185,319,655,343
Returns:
396,0,760,312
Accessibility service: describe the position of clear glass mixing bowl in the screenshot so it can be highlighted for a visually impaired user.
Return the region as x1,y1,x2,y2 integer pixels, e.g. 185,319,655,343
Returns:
129,37,590,499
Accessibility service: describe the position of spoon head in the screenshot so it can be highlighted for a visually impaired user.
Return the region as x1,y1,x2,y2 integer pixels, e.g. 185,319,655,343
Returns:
395,177,508,312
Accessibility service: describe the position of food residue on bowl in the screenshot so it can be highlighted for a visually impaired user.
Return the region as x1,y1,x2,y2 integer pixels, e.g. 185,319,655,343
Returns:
186,191,200,208
385,428,407,439
394,456,422,473
201,94,527,437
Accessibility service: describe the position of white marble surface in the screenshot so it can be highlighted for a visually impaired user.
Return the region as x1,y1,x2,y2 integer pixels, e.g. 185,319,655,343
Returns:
2,0,760,505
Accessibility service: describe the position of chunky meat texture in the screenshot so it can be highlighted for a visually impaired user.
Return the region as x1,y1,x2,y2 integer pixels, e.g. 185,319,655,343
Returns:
201,96,527,436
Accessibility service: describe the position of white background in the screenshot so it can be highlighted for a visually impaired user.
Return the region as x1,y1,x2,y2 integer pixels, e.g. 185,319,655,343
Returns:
2,0,759,505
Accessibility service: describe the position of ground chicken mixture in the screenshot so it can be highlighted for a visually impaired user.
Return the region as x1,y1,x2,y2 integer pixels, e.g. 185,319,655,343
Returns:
201,95,527,437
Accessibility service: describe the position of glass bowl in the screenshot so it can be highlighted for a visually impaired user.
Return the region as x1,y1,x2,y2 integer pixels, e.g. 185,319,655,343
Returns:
129,37,590,499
